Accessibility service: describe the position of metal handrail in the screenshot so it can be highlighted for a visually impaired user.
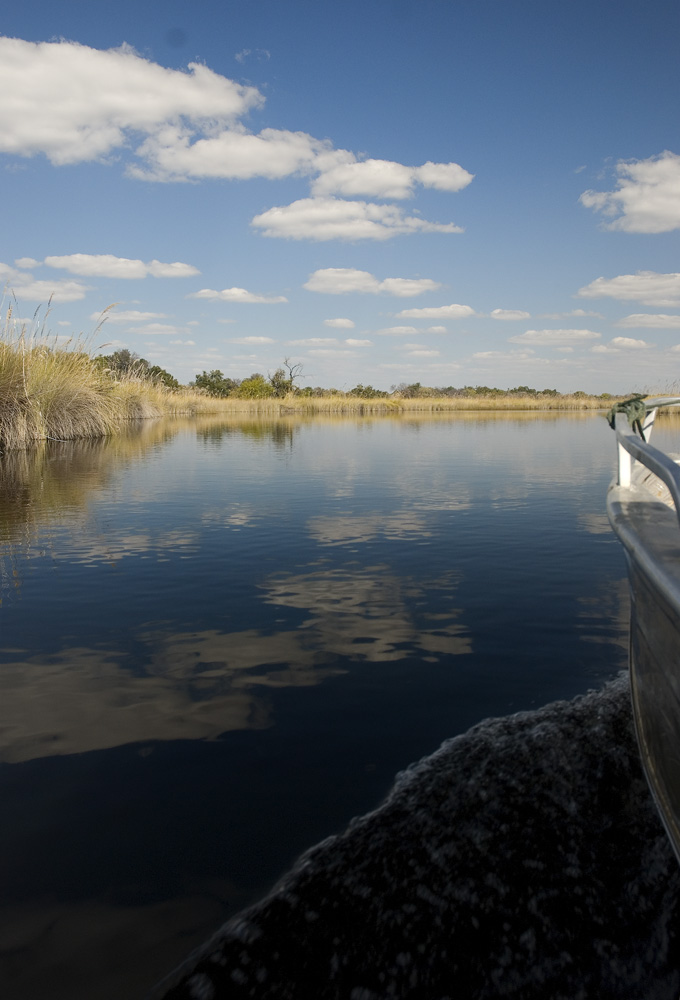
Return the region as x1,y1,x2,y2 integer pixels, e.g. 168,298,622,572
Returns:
614,397,680,528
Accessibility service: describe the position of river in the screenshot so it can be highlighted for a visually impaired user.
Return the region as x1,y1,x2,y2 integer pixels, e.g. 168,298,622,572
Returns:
0,411,667,998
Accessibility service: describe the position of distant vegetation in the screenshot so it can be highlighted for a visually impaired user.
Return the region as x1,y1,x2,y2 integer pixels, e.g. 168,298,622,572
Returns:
189,368,614,405
0,314,623,451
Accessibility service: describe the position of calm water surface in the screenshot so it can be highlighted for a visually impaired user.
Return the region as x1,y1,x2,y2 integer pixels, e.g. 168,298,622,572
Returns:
0,411,649,998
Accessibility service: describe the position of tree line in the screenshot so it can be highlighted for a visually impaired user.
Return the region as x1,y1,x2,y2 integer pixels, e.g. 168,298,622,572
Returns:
96,351,612,400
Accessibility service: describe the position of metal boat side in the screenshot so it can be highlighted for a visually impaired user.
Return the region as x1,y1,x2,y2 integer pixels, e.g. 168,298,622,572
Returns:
607,397,680,861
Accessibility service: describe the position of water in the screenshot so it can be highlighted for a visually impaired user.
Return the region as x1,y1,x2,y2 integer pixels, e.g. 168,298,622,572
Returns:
0,411,651,998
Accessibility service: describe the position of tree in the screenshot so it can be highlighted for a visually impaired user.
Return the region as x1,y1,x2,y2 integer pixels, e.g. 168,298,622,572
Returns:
237,374,275,398
148,365,180,389
96,350,180,387
96,349,147,377
192,370,239,397
348,384,389,398
269,368,294,397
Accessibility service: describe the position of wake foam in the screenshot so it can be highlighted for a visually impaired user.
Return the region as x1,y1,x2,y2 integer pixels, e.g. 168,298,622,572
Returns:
154,674,680,999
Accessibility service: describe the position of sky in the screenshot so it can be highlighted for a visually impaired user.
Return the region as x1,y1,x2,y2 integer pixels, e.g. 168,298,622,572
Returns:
1,0,679,394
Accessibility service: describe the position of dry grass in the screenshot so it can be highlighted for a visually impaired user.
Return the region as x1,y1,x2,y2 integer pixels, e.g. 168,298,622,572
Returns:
0,305,624,450
193,392,620,415
0,307,227,450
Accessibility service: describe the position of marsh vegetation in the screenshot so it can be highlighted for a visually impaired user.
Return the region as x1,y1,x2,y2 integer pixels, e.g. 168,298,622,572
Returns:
0,310,623,450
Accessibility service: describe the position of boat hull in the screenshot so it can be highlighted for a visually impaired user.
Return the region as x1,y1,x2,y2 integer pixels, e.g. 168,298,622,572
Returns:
608,482,680,861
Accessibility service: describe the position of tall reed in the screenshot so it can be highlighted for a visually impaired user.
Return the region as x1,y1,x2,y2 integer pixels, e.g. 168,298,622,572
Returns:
0,307,227,450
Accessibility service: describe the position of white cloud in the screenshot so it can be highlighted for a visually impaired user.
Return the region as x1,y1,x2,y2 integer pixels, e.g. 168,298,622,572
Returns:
427,325,447,334
509,329,601,345
307,348,357,357
345,338,372,346
490,309,531,321
403,349,440,357
0,261,88,301
188,287,287,303
615,313,680,329
287,337,338,346
577,271,680,308
0,37,262,166
396,303,476,320
14,257,39,268
609,336,650,349
0,35,477,238
377,326,420,336
169,338,195,345
311,158,473,199
234,49,270,64
324,317,355,328
416,161,475,192
538,309,603,319
90,309,169,324
251,198,463,241
580,151,680,233
305,268,439,297
231,336,276,344
133,126,335,182
45,254,198,278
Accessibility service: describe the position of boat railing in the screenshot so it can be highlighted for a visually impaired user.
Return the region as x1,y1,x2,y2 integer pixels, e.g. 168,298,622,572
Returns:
613,396,680,522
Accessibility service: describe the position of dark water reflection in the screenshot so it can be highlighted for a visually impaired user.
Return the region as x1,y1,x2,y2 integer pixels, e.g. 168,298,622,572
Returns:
0,412,640,998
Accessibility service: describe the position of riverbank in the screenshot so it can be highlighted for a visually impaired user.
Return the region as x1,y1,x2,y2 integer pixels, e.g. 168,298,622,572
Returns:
0,320,624,450
0,328,218,451
208,392,619,415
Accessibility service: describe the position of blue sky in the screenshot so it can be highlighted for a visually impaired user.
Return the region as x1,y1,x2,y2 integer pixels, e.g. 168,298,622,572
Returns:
1,0,679,393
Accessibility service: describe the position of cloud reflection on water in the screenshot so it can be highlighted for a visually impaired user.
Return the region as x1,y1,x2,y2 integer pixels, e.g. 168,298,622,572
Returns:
0,561,469,764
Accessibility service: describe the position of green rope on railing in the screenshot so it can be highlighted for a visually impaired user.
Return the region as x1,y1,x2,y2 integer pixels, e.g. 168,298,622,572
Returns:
606,394,648,439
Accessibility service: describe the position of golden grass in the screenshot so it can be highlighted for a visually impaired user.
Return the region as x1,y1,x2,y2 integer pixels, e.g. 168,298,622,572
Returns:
0,308,230,450
0,305,625,450
191,392,620,415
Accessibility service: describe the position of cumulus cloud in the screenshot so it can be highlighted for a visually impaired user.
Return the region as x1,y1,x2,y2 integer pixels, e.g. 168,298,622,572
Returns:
311,158,473,199
427,326,447,334
0,37,262,166
538,309,603,319
308,348,357,357
287,337,338,346
231,336,276,344
305,268,440,297
90,309,169,324
616,313,680,329
0,261,88,301
609,336,650,349
580,151,680,233
345,338,371,346
395,303,476,320
132,126,336,182
251,198,463,241
188,287,287,303
377,326,420,336
577,271,680,308
45,253,198,278
509,329,601,345
490,308,531,320
0,37,475,243
323,317,355,328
